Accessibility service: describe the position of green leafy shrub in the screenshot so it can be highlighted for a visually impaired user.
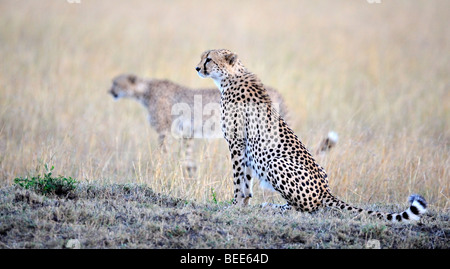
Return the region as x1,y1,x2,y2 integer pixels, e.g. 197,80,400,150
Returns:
14,164,78,197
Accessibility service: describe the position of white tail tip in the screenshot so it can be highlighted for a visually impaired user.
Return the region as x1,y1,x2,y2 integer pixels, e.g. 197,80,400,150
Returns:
327,131,339,143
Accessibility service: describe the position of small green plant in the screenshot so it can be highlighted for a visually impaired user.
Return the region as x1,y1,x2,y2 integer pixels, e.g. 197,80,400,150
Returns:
14,164,78,196
211,187,218,205
210,188,233,206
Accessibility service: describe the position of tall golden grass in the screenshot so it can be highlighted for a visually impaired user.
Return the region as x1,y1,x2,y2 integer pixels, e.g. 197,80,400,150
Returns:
0,0,448,209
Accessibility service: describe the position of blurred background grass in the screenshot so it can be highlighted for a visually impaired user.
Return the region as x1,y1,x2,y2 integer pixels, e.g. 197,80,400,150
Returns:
0,0,448,209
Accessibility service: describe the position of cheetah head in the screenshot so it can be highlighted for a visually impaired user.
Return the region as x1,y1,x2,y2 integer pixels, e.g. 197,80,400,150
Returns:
195,49,242,82
109,74,142,99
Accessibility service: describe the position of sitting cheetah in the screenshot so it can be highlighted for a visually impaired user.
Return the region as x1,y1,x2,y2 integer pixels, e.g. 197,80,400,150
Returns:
195,49,427,222
108,74,291,175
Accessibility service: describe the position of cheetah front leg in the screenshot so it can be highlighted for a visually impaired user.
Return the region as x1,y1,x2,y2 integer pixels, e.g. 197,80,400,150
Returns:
181,137,197,178
158,133,167,152
242,165,254,205
228,140,252,206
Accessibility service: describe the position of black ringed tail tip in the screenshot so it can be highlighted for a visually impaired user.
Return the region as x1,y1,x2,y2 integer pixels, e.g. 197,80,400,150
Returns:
400,194,427,222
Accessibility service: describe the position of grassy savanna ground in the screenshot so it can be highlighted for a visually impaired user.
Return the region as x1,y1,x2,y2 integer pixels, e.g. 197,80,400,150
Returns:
1,183,448,249
0,0,448,249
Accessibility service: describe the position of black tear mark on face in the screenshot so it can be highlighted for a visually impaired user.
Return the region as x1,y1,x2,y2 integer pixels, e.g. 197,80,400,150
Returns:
204,58,211,72
203,52,211,75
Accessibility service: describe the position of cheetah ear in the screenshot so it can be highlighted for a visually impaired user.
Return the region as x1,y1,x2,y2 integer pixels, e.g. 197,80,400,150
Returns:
225,53,238,66
128,74,137,84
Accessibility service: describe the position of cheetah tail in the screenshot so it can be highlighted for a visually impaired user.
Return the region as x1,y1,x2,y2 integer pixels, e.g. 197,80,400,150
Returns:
316,131,338,154
323,192,427,223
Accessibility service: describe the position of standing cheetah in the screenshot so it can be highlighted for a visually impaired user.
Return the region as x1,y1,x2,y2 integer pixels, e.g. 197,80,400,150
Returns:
108,74,290,175
109,74,338,176
195,49,427,222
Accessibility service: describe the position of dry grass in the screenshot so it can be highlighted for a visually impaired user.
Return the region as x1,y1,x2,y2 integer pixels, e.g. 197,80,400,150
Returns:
1,183,448,249
0,0,449,247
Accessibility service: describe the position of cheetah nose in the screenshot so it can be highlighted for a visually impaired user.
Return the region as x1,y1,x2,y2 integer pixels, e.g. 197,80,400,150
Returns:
195,67,200,72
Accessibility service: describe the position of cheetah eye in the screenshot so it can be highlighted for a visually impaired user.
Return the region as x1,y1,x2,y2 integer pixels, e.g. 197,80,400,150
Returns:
205,58,211,64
